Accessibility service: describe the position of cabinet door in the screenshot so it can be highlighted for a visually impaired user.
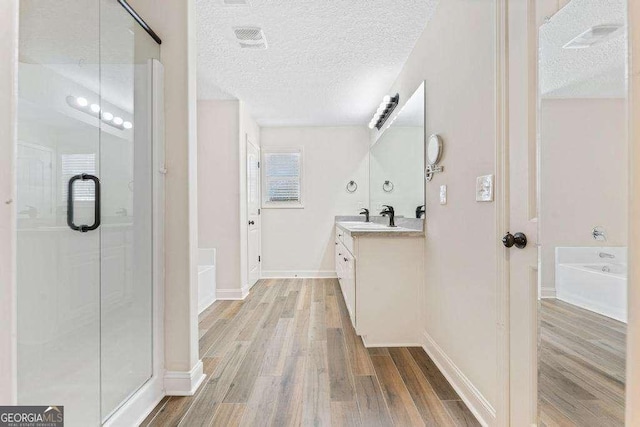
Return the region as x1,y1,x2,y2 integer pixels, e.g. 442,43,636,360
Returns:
344,253,356,326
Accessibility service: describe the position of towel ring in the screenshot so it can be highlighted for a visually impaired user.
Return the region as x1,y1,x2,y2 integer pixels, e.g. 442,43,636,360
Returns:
346,180,358,193
382,180,394,193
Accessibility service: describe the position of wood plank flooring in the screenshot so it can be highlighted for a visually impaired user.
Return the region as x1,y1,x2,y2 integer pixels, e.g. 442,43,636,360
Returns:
142,278,479,426
538,299,626,427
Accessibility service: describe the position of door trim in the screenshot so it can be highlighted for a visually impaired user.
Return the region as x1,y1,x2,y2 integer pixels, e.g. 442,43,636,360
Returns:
246,136,261,287
495,0,510,425
0,0,18,406
626,1,640,424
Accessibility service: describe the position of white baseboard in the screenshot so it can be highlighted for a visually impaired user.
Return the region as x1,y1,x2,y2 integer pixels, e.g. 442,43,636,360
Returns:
261,270,337,279
361,336,419,348
540,287,557,299
421,332,495,427
164,360,206,396
216,285,249,300
104,375,164,427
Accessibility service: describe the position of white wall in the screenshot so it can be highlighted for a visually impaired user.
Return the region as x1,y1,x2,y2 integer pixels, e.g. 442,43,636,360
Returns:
0,0,18,405
198,100,240,293
197,100,259,296
128,0,200,376
377,0,499,420
260,127,369,277
540,98,628,297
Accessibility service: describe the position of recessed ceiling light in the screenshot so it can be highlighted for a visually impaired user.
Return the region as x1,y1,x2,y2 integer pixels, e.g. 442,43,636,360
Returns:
76,97,88,107
113,117,124,125
90,104,100,113
563,25,623,49
123,121,133,129
102,112,114,121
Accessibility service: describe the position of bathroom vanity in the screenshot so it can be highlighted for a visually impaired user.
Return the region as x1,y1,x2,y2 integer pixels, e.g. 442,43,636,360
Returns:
335,219,424,347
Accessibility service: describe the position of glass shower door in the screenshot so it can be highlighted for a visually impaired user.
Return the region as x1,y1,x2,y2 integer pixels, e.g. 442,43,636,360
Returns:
17,0,159,425
17,1,102,425
98,0,158,420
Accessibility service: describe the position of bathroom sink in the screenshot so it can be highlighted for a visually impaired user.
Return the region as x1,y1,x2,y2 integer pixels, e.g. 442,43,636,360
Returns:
338,221,395,230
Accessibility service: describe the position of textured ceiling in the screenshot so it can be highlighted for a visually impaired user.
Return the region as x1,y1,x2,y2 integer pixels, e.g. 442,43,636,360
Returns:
540,0,627,99
196,0,437,126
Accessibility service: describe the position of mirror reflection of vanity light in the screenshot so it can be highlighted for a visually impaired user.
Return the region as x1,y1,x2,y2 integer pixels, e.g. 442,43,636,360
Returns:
425,134,444,181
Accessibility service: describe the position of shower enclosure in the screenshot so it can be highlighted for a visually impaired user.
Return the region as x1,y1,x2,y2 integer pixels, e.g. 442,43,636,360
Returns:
17,0,163,425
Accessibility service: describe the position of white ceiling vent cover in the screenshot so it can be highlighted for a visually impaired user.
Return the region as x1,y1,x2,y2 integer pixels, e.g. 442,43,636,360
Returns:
233,27,267,49
223,0,249,5
563,24,623,49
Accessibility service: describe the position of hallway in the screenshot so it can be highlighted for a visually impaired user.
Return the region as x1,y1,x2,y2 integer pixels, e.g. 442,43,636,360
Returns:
142,279,480,426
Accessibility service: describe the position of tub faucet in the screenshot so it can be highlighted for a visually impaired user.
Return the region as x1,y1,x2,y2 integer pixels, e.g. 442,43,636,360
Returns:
416,205,425,219
359,208,370,222
380,205,396,227
592,226,606,241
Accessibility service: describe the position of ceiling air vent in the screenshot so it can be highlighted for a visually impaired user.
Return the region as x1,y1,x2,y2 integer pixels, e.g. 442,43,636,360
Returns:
233,27,267,50
223,0,250,5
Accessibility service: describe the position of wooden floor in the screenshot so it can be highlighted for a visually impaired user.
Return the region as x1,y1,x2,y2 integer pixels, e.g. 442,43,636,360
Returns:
143,278,479,426
538,299,626,427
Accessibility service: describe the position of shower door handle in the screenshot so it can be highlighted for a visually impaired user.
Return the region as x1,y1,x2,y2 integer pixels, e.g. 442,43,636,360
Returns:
67,174,101,233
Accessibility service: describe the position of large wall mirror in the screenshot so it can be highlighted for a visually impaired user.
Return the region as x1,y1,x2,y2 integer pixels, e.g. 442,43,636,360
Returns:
369,82,425,224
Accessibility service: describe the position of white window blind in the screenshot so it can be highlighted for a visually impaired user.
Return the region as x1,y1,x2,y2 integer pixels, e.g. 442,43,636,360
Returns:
61,153,96,202
263,150,302,207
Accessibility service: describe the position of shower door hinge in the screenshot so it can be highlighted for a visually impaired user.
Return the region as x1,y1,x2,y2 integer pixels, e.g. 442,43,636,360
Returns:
257,161,260,168
258,209,261,215
258,256,261,262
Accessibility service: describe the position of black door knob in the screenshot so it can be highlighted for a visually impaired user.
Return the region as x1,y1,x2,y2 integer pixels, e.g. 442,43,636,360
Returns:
502,232,527,249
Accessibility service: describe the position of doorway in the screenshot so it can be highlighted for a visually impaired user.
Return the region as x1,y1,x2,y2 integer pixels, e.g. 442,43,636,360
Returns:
505,0,630,425
247,137,261,288
16,1,162,425
536,1,628,425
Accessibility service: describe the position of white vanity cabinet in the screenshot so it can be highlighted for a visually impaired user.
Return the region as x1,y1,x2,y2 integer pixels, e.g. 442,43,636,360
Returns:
334,223,424,347
335,229,356,324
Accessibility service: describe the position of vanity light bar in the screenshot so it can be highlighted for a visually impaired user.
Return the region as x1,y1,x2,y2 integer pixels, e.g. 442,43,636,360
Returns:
66,96,133,131
368,93,400,130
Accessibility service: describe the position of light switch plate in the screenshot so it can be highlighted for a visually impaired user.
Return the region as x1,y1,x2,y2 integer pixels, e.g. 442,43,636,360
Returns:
476,175,494,202
440,185,447,205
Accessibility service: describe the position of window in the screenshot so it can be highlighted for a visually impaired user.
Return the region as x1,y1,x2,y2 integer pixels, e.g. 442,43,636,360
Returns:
262,149,303,208
61,153,96,202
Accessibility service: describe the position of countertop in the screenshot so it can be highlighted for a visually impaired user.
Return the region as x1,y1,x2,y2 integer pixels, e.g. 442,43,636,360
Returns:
335,219,425,238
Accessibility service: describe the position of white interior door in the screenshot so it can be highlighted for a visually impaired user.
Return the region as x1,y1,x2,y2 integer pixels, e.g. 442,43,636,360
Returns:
247,138,261,287
507,1,541,425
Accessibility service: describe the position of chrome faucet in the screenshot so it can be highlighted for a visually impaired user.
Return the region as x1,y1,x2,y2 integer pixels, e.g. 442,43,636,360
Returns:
592,226,606,241
416,205,425,219
380,205,396,227
359,208,370,222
